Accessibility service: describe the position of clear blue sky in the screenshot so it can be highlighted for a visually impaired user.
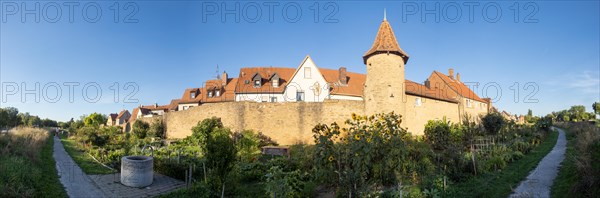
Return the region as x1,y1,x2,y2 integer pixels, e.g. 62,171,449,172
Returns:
1,1,599,122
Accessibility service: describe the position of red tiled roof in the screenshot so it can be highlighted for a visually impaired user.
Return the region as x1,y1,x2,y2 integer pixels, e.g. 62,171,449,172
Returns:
319,68,365,97
405,80,458,103
168,99,180,111
179,88,202,104
363,19,409,64
235,67,295,94
204,78,238,103
433,71,486,103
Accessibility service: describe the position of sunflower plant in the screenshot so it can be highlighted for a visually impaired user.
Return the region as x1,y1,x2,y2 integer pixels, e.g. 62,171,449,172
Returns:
313,112,410,196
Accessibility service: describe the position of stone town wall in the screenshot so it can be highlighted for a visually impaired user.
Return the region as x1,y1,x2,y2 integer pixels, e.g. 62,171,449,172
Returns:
404,94,461,135
163,100,365,145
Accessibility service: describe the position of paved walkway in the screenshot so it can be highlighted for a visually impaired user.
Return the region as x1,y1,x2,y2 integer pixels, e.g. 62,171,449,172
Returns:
53,136,186,198
510,127,567,198
53,136,107,197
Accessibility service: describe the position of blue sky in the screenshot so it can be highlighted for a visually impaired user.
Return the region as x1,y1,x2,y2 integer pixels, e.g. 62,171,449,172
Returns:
1,1,599,122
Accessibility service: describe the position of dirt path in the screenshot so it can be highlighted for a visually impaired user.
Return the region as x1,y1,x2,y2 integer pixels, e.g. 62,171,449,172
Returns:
510,127,567,198
52,136,106,198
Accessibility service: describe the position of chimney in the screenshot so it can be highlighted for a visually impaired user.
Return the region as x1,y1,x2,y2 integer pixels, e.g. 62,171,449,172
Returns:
339,67,348,85
457,73,461,82
154,103,158,108
222,71,228,86
424,79,431,88
448,68,454,79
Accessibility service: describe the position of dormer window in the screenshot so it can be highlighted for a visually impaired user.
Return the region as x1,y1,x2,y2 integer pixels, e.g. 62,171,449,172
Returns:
208,91,213,98
190,92,196,99
271,73,280,88
216,90,220,97
252,73,262,88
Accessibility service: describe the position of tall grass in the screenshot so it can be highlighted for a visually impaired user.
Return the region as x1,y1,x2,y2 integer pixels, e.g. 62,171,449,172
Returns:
0,127,67,197
553,122,600,197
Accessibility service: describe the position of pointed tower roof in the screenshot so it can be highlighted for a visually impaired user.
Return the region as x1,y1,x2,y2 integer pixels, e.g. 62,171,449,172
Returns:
363,17,409,64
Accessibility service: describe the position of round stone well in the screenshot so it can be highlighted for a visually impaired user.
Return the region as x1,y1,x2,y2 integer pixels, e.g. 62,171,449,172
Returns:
121,156,154,187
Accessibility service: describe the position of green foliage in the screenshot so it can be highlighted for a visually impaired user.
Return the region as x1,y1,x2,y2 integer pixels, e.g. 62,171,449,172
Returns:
232,130,261,163
482,112,505,135
424,118,452,151
264,166,306,198
205,127,237,197
131,120,149,139
593,102,600,116
313,112,410,196
147,120,165,138
84,113,107,127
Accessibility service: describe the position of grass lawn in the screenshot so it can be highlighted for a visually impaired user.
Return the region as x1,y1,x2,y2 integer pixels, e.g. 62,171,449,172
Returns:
447,130,559,198
60,136,114,175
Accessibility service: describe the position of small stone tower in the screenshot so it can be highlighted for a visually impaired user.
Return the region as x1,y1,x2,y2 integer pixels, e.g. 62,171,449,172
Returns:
363,15,410,116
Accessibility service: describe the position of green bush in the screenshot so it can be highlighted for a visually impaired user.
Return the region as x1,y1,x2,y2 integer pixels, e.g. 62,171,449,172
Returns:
482,113,505,135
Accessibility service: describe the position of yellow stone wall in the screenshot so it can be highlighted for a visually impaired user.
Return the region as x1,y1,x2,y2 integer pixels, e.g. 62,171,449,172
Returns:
164,100,365,145
403,95,461,135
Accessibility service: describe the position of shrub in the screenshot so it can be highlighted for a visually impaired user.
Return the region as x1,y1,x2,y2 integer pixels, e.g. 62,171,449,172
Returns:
482,113,505,135
147,120,165,138
313,112,410,196
131,120,149,139
264,166,306,198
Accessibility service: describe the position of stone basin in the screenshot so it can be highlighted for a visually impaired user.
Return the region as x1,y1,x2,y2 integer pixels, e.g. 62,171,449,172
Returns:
121,156,153,187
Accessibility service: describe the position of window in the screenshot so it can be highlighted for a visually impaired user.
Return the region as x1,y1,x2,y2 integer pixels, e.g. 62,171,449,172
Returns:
466,99,472,108
261,96,268,102
254,80,261,87
270,97,277,102
183,106,189,110
304,67,311,79
272,79,279,87
190,92,196,99
415,97,422,106
296,91,305,101
216,90,220,97
208,91,213,98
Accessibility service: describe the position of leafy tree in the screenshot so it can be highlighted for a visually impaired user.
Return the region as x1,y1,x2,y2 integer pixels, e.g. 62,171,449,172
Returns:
191,117,223,148
482,112,505,135
147,120,165,138
424,118,452,151
131,120,150,139
205,127,237,198
84,113,107,127
568,105,588,122
593,102,600,117
28,116,41,127
526,109,533,123
232,130,261,162
0,108,7,128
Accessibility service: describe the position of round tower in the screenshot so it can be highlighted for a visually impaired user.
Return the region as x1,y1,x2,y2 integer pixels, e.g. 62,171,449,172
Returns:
363,16,410,116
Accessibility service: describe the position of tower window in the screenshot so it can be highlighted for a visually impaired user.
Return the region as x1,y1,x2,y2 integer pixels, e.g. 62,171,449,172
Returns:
415,97,422,106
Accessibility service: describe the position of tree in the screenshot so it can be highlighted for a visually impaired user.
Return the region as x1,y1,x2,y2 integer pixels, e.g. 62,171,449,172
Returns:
0,108,8,128
482,112,505,135
84,113,107,127
131,120,150,139
2,107,20,127
205,127,237,198
147,120,165,138
28,116,41,127
192,117,237,197
593,102,600,117
568,105,587,122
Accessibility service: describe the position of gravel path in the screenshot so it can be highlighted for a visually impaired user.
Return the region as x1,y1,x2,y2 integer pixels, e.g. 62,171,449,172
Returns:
53,136,107,198
510,127,567,198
